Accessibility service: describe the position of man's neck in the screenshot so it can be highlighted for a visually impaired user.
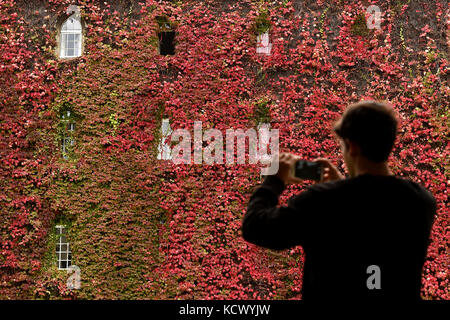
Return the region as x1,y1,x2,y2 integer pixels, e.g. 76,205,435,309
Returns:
353,159,392,177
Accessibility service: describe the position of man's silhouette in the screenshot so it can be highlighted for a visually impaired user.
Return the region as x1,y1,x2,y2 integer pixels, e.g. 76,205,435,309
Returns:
242,101,436,299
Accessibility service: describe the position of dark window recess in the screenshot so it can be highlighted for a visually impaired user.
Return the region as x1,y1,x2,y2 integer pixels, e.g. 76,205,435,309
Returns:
158,31,175,55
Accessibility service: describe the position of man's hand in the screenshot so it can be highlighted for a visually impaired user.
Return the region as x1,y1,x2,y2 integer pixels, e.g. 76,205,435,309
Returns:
313,158,345,183
276,153,303,185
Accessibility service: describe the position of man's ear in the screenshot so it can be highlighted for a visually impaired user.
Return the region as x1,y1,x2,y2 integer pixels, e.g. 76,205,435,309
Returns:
345,139,360,157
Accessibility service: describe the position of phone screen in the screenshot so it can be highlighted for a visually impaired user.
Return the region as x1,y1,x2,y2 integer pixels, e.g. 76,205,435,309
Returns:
293,160,323,181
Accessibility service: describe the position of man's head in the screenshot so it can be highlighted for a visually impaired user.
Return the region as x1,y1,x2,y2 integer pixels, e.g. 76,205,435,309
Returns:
333,101,398,177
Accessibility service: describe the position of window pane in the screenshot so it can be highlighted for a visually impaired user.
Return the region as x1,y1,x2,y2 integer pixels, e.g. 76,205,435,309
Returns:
73,35,80,56
55,225,72,269
61,27,81,57
161,119,170,135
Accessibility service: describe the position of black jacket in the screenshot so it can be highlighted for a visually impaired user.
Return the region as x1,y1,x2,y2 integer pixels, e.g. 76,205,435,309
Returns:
242,174,436,299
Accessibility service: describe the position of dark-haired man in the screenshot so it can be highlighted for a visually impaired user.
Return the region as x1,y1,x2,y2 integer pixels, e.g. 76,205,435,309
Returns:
242,101,436,299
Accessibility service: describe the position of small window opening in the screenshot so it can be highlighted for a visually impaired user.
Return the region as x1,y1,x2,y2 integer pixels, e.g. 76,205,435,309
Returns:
256,31,272,55
61,110,75,159
157,16,175,55
157,118,173,160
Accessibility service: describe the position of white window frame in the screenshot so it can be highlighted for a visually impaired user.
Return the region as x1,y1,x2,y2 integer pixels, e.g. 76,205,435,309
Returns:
157,118,173,160
55,225,72,270
60,13,82,58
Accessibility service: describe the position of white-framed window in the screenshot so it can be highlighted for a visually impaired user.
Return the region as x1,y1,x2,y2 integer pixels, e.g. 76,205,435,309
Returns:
61,110,75,159
55,225,72,270
60,13,82,58
157,118,173,160
256,31,272,55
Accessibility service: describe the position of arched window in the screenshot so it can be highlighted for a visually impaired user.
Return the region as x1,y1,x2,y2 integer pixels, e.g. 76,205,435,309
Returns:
60,13,82,58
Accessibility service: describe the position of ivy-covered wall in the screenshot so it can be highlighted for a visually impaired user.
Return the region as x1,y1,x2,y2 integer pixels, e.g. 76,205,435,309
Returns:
0,0,448,299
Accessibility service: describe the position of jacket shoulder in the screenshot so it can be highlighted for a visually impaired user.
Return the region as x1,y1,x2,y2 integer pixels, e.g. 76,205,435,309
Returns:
397,177,437,208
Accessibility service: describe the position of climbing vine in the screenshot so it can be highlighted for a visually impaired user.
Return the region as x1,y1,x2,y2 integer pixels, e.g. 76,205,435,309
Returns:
0,0,448,300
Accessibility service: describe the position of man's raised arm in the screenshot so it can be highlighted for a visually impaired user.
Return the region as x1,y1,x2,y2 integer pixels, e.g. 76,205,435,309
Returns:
242,153,315,250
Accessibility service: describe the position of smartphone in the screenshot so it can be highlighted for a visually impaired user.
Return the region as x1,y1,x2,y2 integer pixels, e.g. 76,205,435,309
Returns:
292,160,323,181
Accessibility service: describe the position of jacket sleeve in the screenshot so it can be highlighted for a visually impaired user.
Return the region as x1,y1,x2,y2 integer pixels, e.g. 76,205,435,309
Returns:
241,175,315,250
